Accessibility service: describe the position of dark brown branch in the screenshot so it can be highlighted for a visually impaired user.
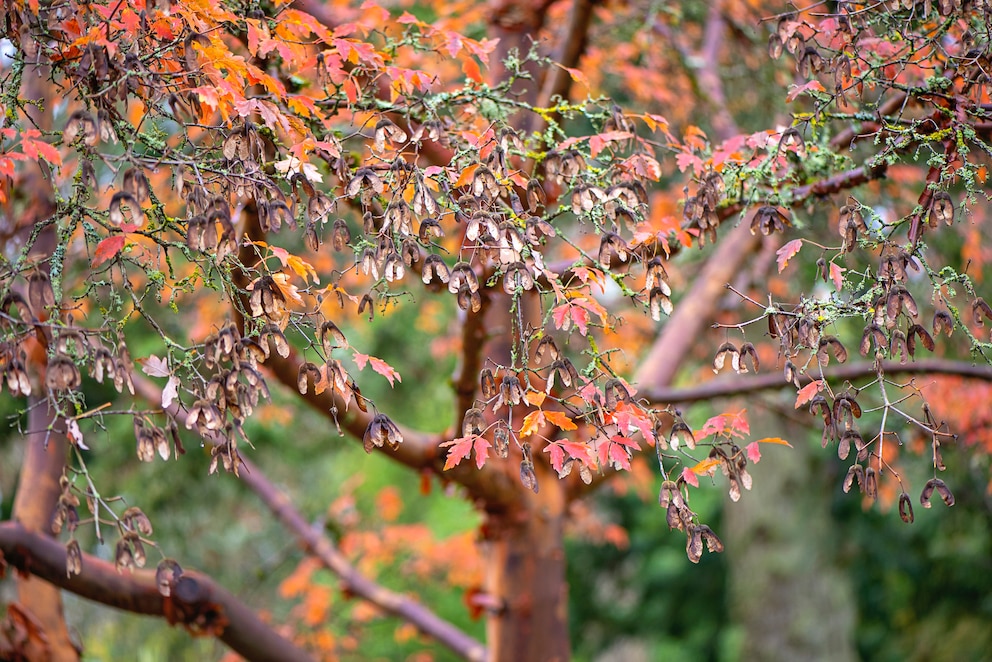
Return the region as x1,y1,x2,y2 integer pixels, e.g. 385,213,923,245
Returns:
132,375,489,660
572,358,992,498
0,522,314,662
641,359,992,405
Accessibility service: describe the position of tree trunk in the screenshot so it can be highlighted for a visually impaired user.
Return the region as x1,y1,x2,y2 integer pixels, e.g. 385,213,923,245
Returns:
724,414,856,662
484,459,570,662
10,398,80,661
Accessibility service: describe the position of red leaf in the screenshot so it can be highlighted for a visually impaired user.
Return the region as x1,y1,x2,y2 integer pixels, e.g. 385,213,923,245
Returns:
369,356,401,386
440,436,474,470
472,436,492,469
681,466,699,488
746,441,761,464
92,235,127,267
699,410,749,439
776,239,803,272
794,380,824,409
589,131,633,159
560,440,594,464
608,439,632,470
352,352,401,386
786,79,826,102
20,130,62,166
675,151,703,174
545,442,566,473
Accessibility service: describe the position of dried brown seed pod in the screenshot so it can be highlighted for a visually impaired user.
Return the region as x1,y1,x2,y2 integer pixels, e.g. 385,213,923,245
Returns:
898,492,915,523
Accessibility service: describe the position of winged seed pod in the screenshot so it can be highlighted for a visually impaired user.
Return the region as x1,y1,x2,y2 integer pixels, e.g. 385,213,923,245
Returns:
297,362,321,395
864,467,878,500
156,559,183,597
493,421,510,458
712,342,741,374
462,408,486,437
520,443,538,493
843,464,865,494
816,336,848,366
669,420,695,450
750,205,790,236
930,191,954,225
899,492,915,524
649,288,673,320
739,342,759,372
972,298,992,326
932,310,954,337
920,478,954,508
363,414,403,453
534,335,559,364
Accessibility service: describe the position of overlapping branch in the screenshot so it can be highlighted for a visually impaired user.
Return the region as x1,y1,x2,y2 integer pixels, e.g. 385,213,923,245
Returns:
132,375,488,660
0,522,313,662
642,359,992,406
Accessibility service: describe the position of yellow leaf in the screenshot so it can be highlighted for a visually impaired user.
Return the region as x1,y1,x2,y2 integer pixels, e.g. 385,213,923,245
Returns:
287,255,319,284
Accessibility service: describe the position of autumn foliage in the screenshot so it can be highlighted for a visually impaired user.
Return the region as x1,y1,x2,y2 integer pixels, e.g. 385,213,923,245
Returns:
2,0,992,659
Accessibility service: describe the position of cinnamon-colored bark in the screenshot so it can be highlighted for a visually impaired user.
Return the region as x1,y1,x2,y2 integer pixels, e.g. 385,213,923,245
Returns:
0,522,313,662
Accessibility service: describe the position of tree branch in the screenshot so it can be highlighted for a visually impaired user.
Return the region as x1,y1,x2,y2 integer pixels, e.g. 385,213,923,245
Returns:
0,522,314,662
132,375,489,660
641,358,992,405
529,0,596,137
238,455,488,662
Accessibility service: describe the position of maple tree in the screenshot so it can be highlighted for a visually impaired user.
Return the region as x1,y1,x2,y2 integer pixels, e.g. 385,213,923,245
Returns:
2,0,992,659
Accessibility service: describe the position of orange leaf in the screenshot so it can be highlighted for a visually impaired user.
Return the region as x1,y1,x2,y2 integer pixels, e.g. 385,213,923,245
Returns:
754,436,793,447
462,57,483,83
543,410,577,431
288,254,319,284
519,410,544,438
92,235,127,267
794,380,823,408
690,457,721,475
524,391,546,407
453,163,479,188
776,239,803,272
560,64,589,89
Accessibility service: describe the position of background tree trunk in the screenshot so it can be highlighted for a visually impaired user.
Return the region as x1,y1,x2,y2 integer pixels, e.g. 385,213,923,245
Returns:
724,413,856,662
484,460,569,662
